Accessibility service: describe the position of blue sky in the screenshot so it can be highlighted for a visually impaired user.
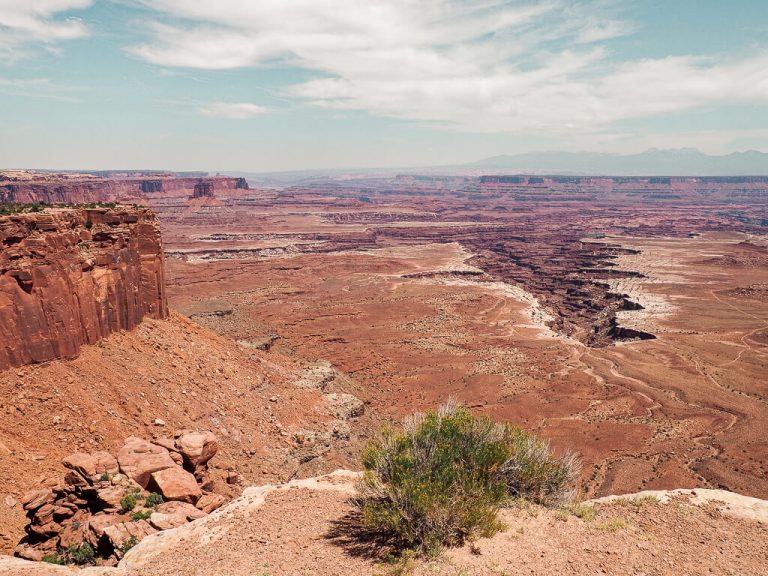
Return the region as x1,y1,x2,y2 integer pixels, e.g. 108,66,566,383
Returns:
1,0,767,171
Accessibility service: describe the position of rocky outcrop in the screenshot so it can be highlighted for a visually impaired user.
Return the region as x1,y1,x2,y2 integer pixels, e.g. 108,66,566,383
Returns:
0,207,168,371
0,174,247,205
191,181,214,199
14,432,227,565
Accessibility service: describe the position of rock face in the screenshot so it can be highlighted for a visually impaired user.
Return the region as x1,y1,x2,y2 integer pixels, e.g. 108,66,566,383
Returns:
191,181,214,199
0,207,168,371
0,173,248,204
15,432,226,566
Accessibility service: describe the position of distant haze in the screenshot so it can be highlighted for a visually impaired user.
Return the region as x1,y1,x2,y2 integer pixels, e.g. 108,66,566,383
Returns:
469,149,768,176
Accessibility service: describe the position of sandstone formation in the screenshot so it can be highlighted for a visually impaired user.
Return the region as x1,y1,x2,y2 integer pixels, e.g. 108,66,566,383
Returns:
0,207,167,371
14,432,226,565
0,171,248,205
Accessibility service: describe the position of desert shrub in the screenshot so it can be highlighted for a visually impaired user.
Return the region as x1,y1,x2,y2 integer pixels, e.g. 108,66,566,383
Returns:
145,492,164,507
42,553,64,565
131,510,152,521
65,542,95,565
120,493,137,512
501,428,580,506
118,536,139,555
357,400,579,556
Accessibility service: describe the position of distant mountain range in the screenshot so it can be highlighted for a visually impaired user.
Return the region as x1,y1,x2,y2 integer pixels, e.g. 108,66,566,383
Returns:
229,148,768,185
471,148,768,176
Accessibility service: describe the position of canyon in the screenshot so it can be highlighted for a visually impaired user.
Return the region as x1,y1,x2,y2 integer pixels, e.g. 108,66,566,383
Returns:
0,171,766,573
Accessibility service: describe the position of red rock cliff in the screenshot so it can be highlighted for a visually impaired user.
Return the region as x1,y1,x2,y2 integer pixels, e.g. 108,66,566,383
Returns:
0,176,248,204
0,207,168,370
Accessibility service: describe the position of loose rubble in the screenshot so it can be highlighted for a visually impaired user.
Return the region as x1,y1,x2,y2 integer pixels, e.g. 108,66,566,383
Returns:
15,431,227,566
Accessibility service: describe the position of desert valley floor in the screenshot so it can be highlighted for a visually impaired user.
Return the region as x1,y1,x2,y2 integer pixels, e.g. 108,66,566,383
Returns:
160,176,768,500
1,173,767,560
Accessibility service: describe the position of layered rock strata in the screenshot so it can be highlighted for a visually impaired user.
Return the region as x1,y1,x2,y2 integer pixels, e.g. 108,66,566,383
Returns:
0,207,167,370
0,175,248,205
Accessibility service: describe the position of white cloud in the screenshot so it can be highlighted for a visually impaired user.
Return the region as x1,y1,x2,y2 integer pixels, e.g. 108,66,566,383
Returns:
127,0,768,140
198,101,270,119
0,76,81,101
0,0,92,58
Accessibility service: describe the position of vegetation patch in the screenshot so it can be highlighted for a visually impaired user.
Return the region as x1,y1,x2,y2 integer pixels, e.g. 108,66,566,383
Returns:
356,400,579,556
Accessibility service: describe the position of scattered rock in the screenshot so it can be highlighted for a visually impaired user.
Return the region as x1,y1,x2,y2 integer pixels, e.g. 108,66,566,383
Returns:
117,436,177,488
226,472,242,485
174,430,218,470
195,493,228,514
149,501,205,530
14,432,228,565
150,467,202,504
20,489,53,512
61,452,97,479
324,393,365,420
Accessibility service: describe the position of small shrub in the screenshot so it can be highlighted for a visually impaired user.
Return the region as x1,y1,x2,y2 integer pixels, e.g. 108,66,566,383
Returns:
85,220,93,230
145,492,164,507
99,472,110,482
563,501,596,521
120,493,137,513
501,429,580,505
42,554,64,565
119,536,139,555
596,517,628,532
65,542,95,565
132,510,152,521
357,400,579,556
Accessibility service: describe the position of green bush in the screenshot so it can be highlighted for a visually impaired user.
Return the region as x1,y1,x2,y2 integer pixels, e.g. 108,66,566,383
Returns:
131,510,152,521
42,553,64,565
145,492,164,507
118,536,139,555
357,400,578,556
65,542,95,565
120,493,137,513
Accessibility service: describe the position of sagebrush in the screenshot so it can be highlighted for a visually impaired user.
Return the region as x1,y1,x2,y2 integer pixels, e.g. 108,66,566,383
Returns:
357,400,579,555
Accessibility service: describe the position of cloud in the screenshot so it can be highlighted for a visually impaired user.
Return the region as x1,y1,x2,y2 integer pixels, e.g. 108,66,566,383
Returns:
0,76,81,101
0,0,92,58
127,1,768,139
198,101,270,119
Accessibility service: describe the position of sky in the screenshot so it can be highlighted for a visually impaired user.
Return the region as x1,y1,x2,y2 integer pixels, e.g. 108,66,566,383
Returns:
1,0,767,172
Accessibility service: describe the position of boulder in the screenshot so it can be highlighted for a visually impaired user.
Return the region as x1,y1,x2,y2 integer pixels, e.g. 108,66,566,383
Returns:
62,452,97,479
149,501,205,530
174,431,218,470
20,489,53,512
195,493,227,514
63,471,88,488
13,543,45,562
104,520,156,559
28,521,61,538
92,451,119,475
150,468,202,504
32,504,55,525
58,511,89,548
88,513,122,540
95,486,127,512
117,437,176,488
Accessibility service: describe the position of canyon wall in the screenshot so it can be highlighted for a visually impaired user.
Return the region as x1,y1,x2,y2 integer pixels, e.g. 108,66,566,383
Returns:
0,207,168,371
0,176,248,205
